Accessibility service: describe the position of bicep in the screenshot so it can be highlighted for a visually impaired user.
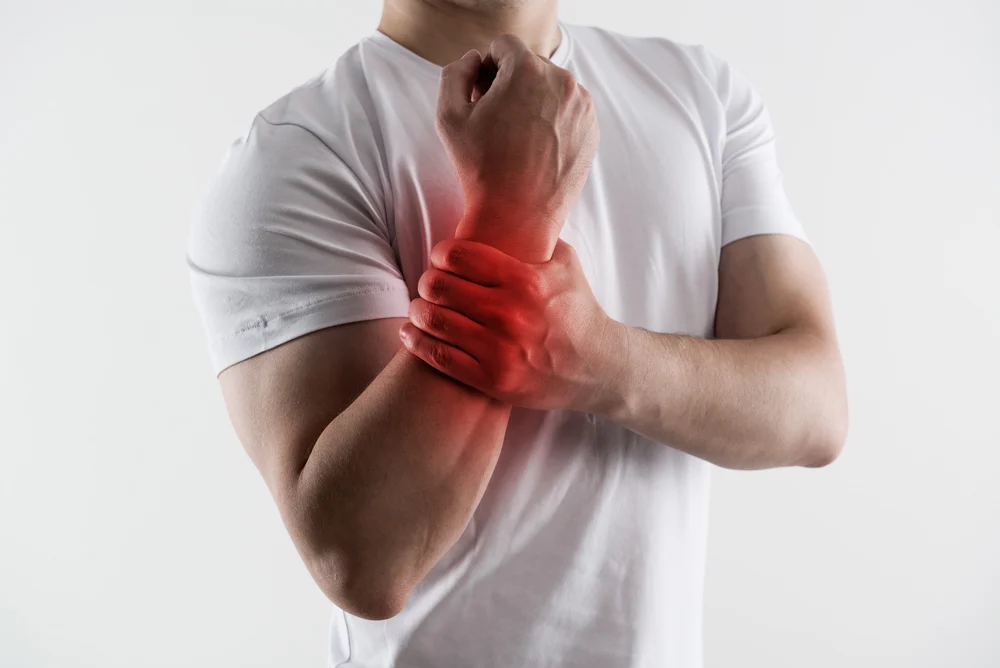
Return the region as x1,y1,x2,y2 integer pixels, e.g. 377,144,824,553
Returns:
219,317,407,493
709,53,835,340
714,234,835,341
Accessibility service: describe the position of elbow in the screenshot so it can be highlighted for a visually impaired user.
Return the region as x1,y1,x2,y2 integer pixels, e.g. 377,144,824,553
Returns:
303,545,413,621
277,476,415,620
801,397,849,468
797,352,849,468
329,581,410,621
802,431,845,468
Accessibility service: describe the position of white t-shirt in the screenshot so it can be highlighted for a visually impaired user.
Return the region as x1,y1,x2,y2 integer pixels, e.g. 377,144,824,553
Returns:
188,21,806,668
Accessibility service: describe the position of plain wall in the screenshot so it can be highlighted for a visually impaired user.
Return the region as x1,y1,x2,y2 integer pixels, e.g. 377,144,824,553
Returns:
1,1,997,666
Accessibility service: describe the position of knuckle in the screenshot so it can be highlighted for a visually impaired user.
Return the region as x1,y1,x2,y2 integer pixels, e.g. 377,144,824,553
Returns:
419,269,448,301
521,271,544,298
445,244,468,268
441,59,463,76
440,59,471,83
523,55,546,76
570,83,594,113
508,307,533,334
427,308,447,333
429,343,449,367
557,240,578,263
558,68,577,91
494,34,520,52
429,277,447,298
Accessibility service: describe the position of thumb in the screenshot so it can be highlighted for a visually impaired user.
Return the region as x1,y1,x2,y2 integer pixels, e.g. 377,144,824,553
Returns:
489,34,530,73
436,50,483,125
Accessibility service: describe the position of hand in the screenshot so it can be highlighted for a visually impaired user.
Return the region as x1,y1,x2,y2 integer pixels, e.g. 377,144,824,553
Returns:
435,35,599,262
399,237,629,413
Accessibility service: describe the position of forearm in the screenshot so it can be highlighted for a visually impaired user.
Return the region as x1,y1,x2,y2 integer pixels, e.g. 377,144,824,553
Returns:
596,323,847,470
454,209,558,264
287,347,509,619
285,214,557,619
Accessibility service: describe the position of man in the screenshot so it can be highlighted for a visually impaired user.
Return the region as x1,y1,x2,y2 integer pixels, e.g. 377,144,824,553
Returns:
188,0,848,665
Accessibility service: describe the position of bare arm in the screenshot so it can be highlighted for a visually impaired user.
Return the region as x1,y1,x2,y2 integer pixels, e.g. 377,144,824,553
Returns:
215,39,597,620
597,234,848,469
220,318,510,620
397,49,842,470
401,234,847,470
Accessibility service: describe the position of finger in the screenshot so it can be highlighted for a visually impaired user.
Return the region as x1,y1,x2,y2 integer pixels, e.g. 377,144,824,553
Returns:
487,34,534,90
430,238,524,287
399,322,485,389
436,49,483,124
417,267,498,325
408,298,490,360
488,33,530,70
472,55,498,103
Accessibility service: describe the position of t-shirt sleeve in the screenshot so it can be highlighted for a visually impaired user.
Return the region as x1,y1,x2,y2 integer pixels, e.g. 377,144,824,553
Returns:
187,114,412,376
712,55,809,247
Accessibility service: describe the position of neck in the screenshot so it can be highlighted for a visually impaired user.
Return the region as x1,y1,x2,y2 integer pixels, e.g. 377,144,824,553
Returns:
378,0,560,67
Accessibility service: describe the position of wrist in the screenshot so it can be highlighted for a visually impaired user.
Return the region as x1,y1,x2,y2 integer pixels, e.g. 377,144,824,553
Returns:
578,317,635,419
456,207,561,264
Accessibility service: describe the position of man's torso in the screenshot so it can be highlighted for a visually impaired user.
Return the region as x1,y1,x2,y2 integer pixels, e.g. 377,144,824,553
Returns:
257,23,729,668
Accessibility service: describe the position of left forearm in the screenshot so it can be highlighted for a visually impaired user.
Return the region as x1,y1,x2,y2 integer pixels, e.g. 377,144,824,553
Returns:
594,323,847,470
400,234,847,469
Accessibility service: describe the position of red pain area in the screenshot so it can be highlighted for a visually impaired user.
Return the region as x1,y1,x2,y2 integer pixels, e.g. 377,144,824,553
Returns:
399,236,617,414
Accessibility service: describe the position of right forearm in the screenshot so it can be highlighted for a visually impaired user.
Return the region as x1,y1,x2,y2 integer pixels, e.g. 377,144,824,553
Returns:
287,333,510,618
285,209,557,618
225,34,593,621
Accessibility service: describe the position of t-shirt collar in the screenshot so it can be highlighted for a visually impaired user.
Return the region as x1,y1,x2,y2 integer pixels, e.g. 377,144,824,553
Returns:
367,21,572,79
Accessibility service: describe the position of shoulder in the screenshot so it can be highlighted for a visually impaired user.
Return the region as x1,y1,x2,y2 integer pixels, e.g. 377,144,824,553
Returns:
567,23,768,132
211,42,391,223
192,43,396,262
566,24,722,81
232,43,381,168
254,43,377,149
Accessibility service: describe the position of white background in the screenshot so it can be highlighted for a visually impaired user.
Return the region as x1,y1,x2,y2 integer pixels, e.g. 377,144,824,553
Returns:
1,1,997,666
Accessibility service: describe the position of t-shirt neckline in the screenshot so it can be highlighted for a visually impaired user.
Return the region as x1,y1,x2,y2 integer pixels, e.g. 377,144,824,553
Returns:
366,21,573,78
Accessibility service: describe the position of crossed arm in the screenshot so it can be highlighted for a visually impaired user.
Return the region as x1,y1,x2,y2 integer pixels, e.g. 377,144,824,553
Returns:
617,233,848,469
219,224,846,621
400,233,848,470
208,28,849,621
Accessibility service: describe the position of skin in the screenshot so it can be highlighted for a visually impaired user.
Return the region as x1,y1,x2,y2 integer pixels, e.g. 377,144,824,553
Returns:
218,0,847,621
402,235,848,470
380,0,560,69
221,4,594,621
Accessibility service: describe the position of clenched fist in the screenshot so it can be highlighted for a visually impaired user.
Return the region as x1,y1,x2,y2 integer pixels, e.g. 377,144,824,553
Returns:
435,34,599,263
